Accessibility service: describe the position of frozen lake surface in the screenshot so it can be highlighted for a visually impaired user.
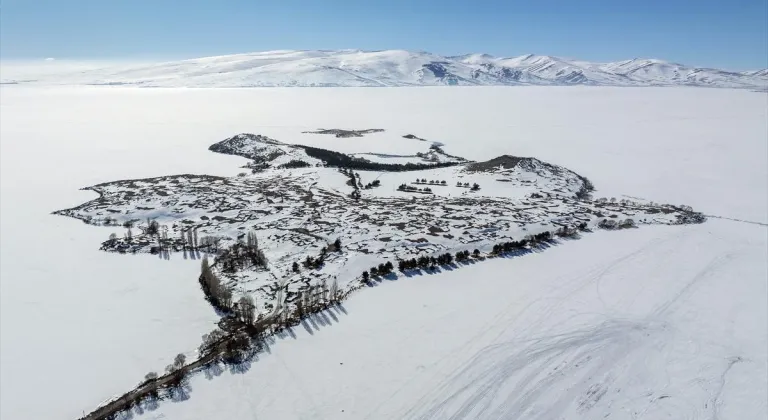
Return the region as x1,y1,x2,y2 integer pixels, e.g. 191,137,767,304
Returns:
0,86,765,419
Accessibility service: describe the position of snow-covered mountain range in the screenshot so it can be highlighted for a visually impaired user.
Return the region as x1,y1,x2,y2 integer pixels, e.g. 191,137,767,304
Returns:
3,49,767,89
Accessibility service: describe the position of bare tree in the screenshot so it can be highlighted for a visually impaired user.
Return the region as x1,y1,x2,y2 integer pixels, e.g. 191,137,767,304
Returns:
296,290,305,318
165,353,188,390
199,235,219,252
320,279,329,304
201,256,212,280
144,371,159,398
246,231,259,250
193,228,199,248
222,331,250,365
145,218,160,235
200,255,232,310
254,248,268,267
329,278,339,303
109,232,118,241
173,353,186,368
199,328,226,356
620,218,636,228
219,287,233,308
236,295,256,325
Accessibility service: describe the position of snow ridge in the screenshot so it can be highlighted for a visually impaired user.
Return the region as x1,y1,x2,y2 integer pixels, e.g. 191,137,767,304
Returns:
4,50,766,89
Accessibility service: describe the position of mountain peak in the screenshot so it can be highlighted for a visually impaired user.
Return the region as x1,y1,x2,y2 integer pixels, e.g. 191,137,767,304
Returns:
2,49,765,89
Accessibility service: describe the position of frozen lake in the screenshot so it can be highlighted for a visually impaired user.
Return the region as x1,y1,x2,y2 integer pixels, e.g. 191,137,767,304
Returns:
0,86,765,419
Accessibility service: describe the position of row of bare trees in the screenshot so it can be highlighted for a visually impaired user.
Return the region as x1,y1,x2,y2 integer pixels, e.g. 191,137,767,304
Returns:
200,256,233,311
598,218,636,229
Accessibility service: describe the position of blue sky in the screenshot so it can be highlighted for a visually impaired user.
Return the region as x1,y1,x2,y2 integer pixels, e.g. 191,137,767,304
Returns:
1,0,766,70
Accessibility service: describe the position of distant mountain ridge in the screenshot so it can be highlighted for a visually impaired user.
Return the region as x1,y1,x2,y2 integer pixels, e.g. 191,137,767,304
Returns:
3,50,766,89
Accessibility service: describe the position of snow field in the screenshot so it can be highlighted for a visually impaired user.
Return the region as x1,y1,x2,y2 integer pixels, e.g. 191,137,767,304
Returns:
0,86,765,420
138,220,767,420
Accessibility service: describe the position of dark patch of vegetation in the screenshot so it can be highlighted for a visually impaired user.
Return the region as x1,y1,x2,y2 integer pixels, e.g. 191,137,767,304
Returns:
199,255,233,313
598,218,637,230
366,261,394,280
218,232,268,274
398,183,433,193
397,252,455,272
302,128,384,138
341,168,361,190
576,175,595,200
298,145,464,172
278,160,312,169
414,179,448,186
454,250,471,262
144,218,160,235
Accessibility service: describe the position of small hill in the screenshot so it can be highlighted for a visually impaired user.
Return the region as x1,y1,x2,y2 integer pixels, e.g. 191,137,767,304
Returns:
467,155,594,199
466,155,526,171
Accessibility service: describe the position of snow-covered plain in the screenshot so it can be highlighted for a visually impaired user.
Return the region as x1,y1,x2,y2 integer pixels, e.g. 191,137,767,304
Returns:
0,86,765,420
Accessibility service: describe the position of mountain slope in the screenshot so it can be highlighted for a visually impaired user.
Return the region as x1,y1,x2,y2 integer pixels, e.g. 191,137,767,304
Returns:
3,50,766,89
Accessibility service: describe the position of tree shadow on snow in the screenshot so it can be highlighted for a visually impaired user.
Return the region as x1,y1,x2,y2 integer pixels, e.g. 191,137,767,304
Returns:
227,350,258,375
168,382,192,403
380,272,400,281
316,310,332,326
203,361,224,380
334,303,348,315
140,396,159,412
261,337,273,354
115,407,134,420
326,308,339,323
276,325,297,340
306,313,321,331
301,318,315,335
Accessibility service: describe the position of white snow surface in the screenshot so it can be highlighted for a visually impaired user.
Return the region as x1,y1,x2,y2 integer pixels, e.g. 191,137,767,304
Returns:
2,50,767,89
0,86,766,420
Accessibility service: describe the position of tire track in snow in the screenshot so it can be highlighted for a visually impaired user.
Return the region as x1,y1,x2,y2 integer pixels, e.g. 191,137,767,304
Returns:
703,215,768,227
650,253,732,318
710,356,744,420
373,233,684,420
404,227,735,420
410,319,669,420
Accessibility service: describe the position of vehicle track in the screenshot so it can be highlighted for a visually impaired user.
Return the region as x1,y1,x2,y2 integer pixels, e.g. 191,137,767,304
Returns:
404,227,736,420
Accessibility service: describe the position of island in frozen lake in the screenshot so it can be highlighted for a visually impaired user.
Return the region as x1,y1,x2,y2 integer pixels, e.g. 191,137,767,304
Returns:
55,129,705,420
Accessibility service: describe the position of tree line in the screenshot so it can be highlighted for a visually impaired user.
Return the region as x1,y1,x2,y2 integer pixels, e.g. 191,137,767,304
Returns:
298,145,464,172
